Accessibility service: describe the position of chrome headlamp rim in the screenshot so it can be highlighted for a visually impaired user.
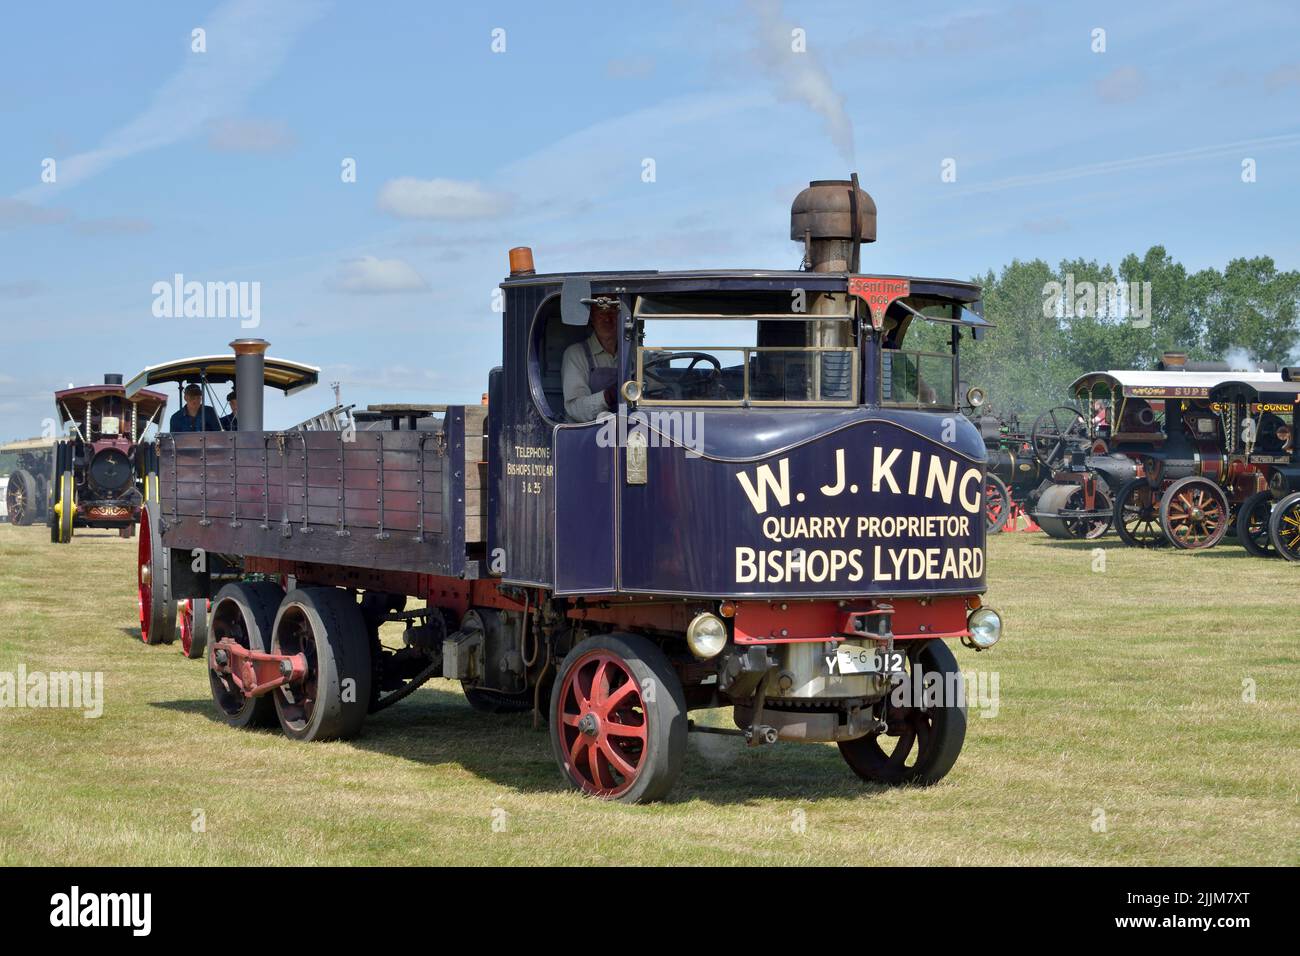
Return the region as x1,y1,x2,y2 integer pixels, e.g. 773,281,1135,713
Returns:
685,611,728,659
964,606,1002,650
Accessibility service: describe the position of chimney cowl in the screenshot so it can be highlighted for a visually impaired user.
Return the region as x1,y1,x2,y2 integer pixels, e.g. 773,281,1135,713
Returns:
790,179,876,244
104,373,123,386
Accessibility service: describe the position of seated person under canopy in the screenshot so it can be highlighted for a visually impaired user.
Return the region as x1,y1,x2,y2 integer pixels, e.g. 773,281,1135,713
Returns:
169,383,221,432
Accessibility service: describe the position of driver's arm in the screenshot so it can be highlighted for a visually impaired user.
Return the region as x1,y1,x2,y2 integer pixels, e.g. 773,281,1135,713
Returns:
562,344,611,423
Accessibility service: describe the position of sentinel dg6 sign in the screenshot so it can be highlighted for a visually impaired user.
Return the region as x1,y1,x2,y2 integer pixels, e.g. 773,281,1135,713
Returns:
139,179,1002,802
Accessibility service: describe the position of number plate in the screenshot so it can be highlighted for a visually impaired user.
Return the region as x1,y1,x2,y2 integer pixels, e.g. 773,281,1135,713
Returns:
836,644,905,675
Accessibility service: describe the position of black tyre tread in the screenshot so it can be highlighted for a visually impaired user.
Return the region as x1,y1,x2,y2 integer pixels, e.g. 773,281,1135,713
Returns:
209,581,281,728
273,588,371,742
548,631,687,804
838,639,968,787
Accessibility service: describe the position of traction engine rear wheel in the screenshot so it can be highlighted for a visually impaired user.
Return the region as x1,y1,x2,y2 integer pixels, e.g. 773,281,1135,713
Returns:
1237,490,1276,558
838,639,967,786
208,582,282,729
137,504,177,645
1267,492,1300,562
1160,476,1229,550
549,632,686,804
5,469,37,526
1113,478,1166,548
271,588,373,742
984,474,1011,534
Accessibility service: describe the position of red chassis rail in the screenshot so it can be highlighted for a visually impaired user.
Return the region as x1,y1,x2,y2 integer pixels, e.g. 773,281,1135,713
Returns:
243,557,976,646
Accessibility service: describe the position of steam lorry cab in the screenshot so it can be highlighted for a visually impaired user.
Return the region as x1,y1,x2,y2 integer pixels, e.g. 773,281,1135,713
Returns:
142,180,1002,802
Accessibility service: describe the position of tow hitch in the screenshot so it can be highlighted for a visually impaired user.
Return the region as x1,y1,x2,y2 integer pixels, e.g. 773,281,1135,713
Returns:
210,639,307,698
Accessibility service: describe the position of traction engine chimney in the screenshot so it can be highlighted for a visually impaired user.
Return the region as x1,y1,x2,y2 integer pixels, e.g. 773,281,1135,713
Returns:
231,338,269,432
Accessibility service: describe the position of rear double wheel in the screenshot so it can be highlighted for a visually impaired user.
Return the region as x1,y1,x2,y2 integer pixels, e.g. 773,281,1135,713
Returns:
549,632,686,803
270,588,372,742
209,582,283,729
838,639,967,786
1268,492,1300,562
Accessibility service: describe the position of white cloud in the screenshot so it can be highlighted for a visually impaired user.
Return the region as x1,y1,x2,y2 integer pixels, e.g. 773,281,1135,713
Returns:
207,117,297,153
1096,65,1147,104
376,177,512,221
15,0,324,200
0,198,70,229
332,256,428,294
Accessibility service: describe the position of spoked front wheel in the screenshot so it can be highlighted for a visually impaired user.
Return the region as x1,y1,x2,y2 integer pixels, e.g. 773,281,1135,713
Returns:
549,632,686,803
838,639,967,786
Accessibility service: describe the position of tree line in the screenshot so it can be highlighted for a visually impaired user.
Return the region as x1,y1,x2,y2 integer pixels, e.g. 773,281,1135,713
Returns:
962,247,1300,418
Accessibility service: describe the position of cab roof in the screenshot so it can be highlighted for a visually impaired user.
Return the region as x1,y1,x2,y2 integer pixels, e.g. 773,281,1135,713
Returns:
1071,369,1282,399
125,355,320,398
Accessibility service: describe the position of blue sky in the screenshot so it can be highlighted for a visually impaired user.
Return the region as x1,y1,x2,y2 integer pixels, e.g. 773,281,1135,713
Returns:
2,0,1298,439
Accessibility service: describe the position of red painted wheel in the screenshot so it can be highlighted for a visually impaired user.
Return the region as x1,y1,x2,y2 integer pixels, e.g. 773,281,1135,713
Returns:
137,504,176,645
984,474,1011,534
1160,476,1229,550
179,598,210,659
550,633,686,803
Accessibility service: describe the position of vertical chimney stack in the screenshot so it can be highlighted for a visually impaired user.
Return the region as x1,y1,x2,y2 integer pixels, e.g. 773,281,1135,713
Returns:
230,338,269,431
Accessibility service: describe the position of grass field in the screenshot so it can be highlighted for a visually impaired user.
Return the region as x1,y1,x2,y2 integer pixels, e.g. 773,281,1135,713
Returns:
0,522,1296,866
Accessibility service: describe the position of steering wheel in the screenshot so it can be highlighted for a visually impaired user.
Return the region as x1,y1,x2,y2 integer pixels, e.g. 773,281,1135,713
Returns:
644,351,728,400
642,351,722,383
1031,405,1088,470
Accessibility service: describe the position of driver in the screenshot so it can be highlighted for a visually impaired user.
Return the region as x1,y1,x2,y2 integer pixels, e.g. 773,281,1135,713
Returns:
562,296,620,423
170,383,221,432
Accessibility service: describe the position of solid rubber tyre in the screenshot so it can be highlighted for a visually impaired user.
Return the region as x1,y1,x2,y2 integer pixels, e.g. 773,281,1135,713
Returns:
838,639,968,786
549,632,686,803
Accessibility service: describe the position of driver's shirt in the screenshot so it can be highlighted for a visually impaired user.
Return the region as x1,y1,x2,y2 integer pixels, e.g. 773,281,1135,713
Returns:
561,332,616,423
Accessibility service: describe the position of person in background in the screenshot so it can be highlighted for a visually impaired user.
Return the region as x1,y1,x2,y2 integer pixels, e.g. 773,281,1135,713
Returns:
219,391,238,431
169,383,221,432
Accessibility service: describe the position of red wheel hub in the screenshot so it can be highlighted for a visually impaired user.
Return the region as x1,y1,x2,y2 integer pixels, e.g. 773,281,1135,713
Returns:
557,651,648,797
